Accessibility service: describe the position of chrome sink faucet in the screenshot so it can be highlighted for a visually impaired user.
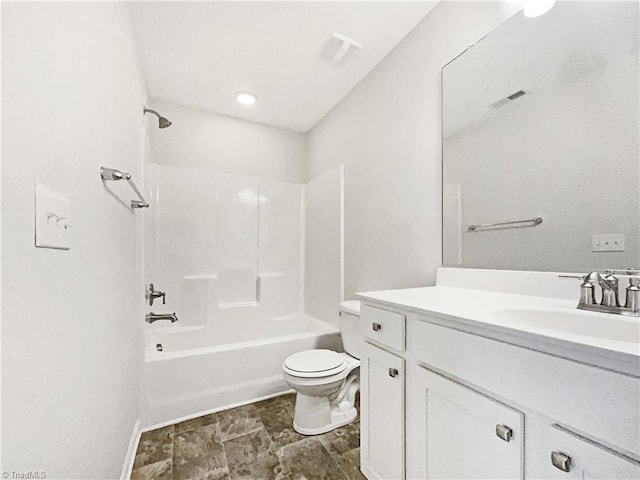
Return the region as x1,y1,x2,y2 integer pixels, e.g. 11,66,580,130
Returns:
576,269,640,316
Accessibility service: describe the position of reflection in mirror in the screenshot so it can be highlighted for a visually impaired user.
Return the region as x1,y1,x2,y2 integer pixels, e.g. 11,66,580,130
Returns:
442,2,639,273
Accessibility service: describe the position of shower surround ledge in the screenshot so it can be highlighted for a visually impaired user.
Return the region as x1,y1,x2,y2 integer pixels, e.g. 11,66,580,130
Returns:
356,267,640,479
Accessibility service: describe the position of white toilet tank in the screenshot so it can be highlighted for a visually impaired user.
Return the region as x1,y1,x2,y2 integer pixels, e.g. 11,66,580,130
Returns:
338,300,364,359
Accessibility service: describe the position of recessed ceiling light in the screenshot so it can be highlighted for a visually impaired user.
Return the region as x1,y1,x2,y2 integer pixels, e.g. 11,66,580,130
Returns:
523,0,556,18
236,92,257,106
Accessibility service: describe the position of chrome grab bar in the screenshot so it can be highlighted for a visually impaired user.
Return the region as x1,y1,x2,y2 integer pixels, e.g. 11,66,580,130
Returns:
100,166,149,209
468,217,543,232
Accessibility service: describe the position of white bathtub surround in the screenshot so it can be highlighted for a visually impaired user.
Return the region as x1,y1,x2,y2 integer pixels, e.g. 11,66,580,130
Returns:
145,165,305,327
305,165,345,328
141,160,346,429
357,267,640,479
141,314,340,427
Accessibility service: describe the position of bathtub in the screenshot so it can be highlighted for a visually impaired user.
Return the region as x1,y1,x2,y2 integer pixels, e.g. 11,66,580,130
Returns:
141,313,341,428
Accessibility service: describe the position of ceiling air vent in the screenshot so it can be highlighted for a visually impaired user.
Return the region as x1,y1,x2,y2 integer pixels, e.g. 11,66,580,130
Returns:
321,33,363,64
490,89,529,109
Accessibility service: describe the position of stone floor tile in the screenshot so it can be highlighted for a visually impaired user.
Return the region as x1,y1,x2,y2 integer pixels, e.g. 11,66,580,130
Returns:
214,403,264,443
318,421,360,458
224,427,284,480
258,403,305,449
133,425,175,469
174,424,229,480
175,413,219,434
132,394,362,480
253,394,296,416
277,437,347,480
334,448,366,480
131,458,172,480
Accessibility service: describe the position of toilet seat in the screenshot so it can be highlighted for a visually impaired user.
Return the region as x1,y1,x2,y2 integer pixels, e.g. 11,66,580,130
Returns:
283,349,346,378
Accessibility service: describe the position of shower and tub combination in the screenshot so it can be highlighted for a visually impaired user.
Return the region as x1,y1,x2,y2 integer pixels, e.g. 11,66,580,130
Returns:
139,141,344,427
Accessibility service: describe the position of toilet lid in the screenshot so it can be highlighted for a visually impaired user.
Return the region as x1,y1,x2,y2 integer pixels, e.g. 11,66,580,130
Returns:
284,350,346,378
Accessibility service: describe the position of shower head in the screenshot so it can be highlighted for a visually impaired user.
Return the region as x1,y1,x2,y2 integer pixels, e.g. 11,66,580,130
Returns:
143,108,172,129
158,116,172,129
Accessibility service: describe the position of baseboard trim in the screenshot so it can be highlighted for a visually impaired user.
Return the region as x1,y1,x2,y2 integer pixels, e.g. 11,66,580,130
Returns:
120,418,141,480
360,464,376,479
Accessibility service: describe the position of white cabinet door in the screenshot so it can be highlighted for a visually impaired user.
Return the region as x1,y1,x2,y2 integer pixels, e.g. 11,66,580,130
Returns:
406,364,524,480
361,342,405,480
527,422,640,480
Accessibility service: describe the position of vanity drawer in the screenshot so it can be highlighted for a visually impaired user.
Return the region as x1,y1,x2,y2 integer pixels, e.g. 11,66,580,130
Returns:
410,318,640,457
529,424,640,479
361,304,405,352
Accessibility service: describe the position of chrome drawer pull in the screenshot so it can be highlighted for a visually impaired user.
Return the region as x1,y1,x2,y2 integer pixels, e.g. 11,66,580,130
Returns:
495,424,513,442
388,368,399,378
551,451,572,472
372,323,382,331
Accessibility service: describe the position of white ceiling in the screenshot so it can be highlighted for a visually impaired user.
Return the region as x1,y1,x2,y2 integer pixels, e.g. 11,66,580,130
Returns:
127,2,437,132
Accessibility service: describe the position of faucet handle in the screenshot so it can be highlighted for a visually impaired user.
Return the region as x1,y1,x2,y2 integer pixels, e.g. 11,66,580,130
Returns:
146,283,167,306
579,280,596,305
625,277,640,312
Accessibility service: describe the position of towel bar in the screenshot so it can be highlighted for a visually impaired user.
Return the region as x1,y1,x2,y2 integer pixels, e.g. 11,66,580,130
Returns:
100,166,149,209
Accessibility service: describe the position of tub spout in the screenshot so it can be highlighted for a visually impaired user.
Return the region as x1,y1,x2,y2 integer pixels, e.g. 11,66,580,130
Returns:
145,312,178,324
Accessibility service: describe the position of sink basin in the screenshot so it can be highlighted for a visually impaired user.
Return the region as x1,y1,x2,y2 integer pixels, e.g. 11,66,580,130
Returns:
491,308,640,344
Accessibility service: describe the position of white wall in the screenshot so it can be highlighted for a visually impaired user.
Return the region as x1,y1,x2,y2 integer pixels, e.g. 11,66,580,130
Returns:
307,1,521,299
2,3,146,478
148,99,306,184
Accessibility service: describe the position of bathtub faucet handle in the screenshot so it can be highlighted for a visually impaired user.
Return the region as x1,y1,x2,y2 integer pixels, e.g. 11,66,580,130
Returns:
146,283,166,306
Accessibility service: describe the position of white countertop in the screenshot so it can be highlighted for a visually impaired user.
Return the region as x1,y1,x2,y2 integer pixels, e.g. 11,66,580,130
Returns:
357,285,640,377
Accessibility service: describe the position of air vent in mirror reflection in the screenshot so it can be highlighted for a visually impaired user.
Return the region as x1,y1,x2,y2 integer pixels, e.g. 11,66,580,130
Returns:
490,89,529,109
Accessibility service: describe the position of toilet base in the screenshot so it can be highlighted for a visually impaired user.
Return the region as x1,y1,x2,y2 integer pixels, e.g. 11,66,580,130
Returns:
292,394,358,435
291,373,359,435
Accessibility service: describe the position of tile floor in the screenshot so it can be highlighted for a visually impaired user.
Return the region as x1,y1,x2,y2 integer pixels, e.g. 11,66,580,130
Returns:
131,393,364,480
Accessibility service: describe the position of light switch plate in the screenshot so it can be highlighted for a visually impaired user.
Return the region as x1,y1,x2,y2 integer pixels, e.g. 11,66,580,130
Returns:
35,183,71,250
592,233,625,252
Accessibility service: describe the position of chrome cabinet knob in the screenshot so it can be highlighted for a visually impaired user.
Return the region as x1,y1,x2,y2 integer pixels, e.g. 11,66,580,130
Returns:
388,368,399,378
495,424,513,442
372,323,382,332
551,451,572,473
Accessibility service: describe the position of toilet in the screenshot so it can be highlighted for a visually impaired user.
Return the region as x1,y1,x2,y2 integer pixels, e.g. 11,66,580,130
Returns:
282,300,363,435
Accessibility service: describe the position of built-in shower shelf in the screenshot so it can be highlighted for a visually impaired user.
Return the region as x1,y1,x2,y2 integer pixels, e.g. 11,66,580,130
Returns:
218,301,260,310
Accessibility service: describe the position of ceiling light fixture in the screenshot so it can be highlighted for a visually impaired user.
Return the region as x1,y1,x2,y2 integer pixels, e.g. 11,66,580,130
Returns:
523,0,556,18
236,91,257,106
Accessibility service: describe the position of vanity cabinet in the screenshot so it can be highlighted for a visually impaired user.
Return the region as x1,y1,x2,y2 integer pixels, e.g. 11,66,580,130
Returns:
360,305,406,480
407,364,524,479
358,298,640,480
526,421,640,480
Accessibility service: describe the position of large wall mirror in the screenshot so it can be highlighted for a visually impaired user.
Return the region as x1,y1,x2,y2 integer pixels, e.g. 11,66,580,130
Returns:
442,1,639,273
